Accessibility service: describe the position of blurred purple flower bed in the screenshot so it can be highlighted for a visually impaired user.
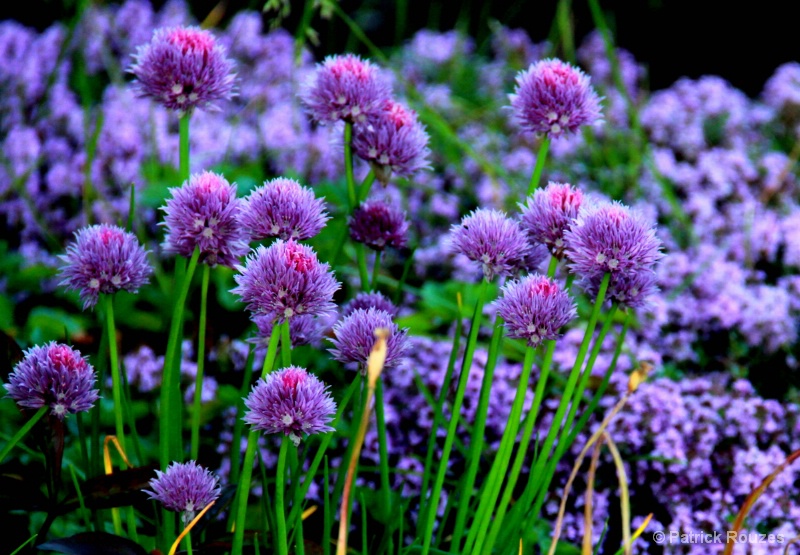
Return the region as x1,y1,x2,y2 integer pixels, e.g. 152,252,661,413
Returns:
2,1,800,553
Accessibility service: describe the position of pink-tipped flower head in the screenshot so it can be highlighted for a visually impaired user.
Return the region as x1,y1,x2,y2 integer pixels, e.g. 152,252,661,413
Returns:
232,240,340,322
243,366,336,445
509,58,602,139
161,171,249,267
352,99,431,184
129,26,236,113
5,342,100,420
450,208,531,281
299,54,392,124
563,201,662,280
240,177,329,242
59,224,153,310
328,308,410,374
495,274,577,347
349,198,409,252
519,182,584,259
144,461,221,524
342,291,399,318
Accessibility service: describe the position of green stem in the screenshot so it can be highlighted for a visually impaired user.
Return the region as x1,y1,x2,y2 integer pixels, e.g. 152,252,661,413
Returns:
190,264,210,461
464,346,537,554
374,378,393,540
230,324,281,555
356,244,370,291
449,314,505,551
185,531,193,555
357,170,376,204
371,250,382,291
482,340,556,552
179,113,190,182
280,319,292,368
275,439,289,555
418,278,489,555
0,406,47,464
160,247,200,469
547,254,559,277
229,347,256,486
344,122,356,210
527,136,551,195
103,295,126,453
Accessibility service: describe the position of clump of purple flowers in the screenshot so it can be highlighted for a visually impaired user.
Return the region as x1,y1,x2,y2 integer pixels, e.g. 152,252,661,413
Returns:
59,223,153,310
449,208,531,281
243,366,336,446
349,198,410,251
519,181,583,259
509,58,602,139
240,177,329,241
130,26,236,113
299,53,392,124
5,342,100,420
352,99,431,184
231,240,339,321
161,171,249,267
329,308,410,373
342,291,399,317
495,274,577,346
144,460,221,524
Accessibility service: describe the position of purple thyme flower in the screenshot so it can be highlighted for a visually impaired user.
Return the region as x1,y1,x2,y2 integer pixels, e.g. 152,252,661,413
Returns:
160,171,249,267
59,224,152,310
563,201,662,280
232,240,340,321
352,99,431,184
349,198,410,251
495,274,577,347
129,26,235,113
243,366,337,445
5,342,100,419
449,208,531,281
240,177,329,242
509,58,602,139
328,308,410,373
250,313,324,348
144,460,221,524
343,291,399,318
299,53,392,124
519,181,584,258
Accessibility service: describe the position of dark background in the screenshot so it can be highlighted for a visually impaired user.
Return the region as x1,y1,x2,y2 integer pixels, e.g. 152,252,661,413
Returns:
4,0,799,98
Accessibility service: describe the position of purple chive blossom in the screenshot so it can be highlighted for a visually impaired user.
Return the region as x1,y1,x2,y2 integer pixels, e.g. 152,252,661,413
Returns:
563,201,662,280
349,198,410,251
299,53,392,124
232,240,340,322
509,58,603,139
59,224,152,310
328,308,410,374
495,274,577,347
160,171,249,267
129,26,235,113
5,342,100,419
243,366,336,446
144,460,221,524
580,269,660,308
240,177,329,242
352,99,431,184
342,291,399,318
250,313,324,348
519,181,584,258
449,208,531,281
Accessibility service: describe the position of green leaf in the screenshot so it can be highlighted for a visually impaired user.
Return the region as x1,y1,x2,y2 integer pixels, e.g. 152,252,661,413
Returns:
23,307,88,345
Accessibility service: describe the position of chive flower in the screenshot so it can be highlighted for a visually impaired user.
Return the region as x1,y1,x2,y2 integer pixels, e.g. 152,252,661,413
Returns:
495,274,577,347
59,223,152,310
299,53,392,124
144,460,221,524
5,342,100,420
509,58,602,139
161,171,249,267
243,366,337,446
519,181,584,259
240,177,329,242
449,208,531,281
130,26,235,113
349,198,410,251
342,291,399,318
328,307,410,374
